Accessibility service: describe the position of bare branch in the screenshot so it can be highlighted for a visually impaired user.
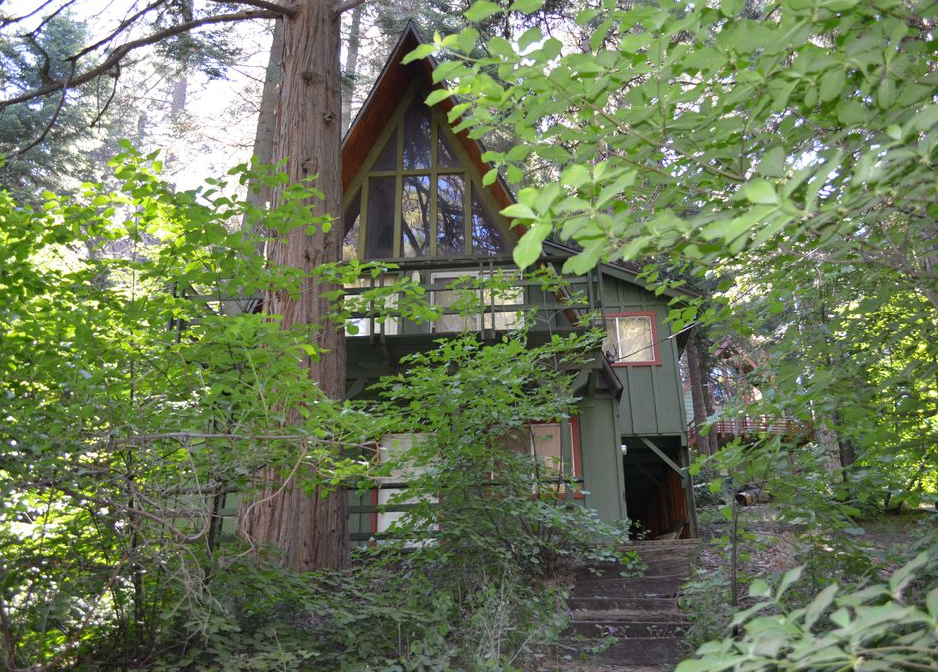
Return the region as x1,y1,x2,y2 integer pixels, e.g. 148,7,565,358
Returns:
334,0,369,15
12,59,75,158
0,0,71,30
71,0,167,62
0,9,280,110
24,0,81,38
206,0,297,16
90,70,119,128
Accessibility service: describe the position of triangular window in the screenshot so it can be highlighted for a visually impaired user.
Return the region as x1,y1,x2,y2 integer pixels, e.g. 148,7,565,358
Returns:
344,90,511,260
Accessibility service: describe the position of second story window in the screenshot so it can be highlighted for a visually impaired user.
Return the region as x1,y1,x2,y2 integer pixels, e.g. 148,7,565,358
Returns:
602,312,660,365
343,92,511,261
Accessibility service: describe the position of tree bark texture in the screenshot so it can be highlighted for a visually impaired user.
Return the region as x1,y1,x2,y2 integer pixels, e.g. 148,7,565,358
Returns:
238,0,349,572
686,330,715,456
242,17,284,246
340,2,363,132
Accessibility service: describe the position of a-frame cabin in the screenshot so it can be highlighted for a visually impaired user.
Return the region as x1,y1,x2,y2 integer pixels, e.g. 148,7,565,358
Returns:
342,25,699,542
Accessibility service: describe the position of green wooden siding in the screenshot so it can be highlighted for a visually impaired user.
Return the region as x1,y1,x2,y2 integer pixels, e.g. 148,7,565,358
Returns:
577,395,626,523
601,274,688,437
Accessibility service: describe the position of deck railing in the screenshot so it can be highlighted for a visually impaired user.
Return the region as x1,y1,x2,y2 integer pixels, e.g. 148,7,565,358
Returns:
687,414,811,446
343,255,603,340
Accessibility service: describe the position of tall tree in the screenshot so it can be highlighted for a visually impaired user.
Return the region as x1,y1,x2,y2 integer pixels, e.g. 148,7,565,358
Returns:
237,0,349,571
0,14,100,202
0,0,359,570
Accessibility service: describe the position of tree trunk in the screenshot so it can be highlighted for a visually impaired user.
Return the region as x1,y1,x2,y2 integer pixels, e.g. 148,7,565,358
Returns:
242,17,284,244
238,0,349,572
341,3,363,132
686,330,714,456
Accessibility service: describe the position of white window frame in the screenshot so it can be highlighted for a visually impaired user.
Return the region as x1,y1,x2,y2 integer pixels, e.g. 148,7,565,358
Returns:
429,270,524,333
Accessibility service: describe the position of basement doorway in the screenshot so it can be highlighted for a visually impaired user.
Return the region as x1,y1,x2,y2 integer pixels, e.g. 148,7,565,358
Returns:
622,436,696,539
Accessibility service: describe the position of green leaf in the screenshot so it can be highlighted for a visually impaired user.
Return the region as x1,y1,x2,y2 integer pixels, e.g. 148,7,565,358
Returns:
562,238,605,275
518,27,543,51
721,0,745,16
877,78,896,109
465,0,501,22
777,566,803,598
500,203,536,220
560,164,590,189
926,587,938,618
512,221,550,269
889,552,928,595
758,146,787,178
743,180,779,205
403,43,435,64
804,583,838,630
424,89,451,107
819,68,845,103
749,579,772,598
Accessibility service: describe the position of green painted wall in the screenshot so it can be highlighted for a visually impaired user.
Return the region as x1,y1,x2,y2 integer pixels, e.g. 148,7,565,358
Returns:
576,395,626,523
601,273,688,437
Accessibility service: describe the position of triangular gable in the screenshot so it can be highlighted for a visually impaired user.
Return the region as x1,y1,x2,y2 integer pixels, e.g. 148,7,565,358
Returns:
341,23,516,260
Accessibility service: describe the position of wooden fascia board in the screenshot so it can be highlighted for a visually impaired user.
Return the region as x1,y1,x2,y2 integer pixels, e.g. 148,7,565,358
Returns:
341,23,517,241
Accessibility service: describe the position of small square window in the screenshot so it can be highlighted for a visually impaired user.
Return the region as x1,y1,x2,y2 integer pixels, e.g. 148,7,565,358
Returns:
602,313,659,365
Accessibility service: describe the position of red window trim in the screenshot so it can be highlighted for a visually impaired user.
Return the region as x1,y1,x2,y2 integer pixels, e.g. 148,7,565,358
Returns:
369,420,585,534
604,311,662,367
528,418,585,500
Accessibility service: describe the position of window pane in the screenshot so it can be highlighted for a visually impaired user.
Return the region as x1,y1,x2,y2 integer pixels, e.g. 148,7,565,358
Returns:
471,191,509,256
438,130,460,168
486,272,524,330
609,315,655,363
365,177,395,258
401,175,431,257
343,188,361,261
532,424,563,478
372,128,398,171
402,99,431,170
344,275,399,337
437,175,465,256
431,272,479,333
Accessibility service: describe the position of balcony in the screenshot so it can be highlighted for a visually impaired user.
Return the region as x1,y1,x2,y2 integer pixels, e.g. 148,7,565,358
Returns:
687,414,812,447
343,255,603,345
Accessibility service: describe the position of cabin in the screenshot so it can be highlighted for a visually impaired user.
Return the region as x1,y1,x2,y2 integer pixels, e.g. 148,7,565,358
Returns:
339,25,700,542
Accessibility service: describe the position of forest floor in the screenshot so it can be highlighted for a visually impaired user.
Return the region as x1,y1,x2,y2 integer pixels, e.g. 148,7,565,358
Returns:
681,503,935,649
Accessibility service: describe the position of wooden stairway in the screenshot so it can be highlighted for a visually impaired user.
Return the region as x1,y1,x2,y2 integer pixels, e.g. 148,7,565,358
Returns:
554,539,698,671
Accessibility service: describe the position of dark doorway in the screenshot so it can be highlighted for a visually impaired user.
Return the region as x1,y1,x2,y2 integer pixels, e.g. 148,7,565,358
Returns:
622,436,691,539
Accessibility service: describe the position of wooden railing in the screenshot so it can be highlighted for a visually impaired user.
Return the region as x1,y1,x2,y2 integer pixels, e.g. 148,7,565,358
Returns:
343,255,602,340
687,415,811,446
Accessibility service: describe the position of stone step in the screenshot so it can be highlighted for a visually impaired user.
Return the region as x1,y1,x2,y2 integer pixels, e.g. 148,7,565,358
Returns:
622,545,699,563
566,620,687,638
536,664,673,672
567,597,681,620
622,539,699,546
573,574,685,599
576,559,692,580
558,636,691,667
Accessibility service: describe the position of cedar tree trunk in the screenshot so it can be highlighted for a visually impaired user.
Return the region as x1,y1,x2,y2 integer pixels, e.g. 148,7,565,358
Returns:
238,0,349,572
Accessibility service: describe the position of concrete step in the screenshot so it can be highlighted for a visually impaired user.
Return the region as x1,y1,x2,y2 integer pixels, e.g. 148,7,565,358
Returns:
576,559,692,580
573,574,684,599
566,620,687,638
558,636,691,667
